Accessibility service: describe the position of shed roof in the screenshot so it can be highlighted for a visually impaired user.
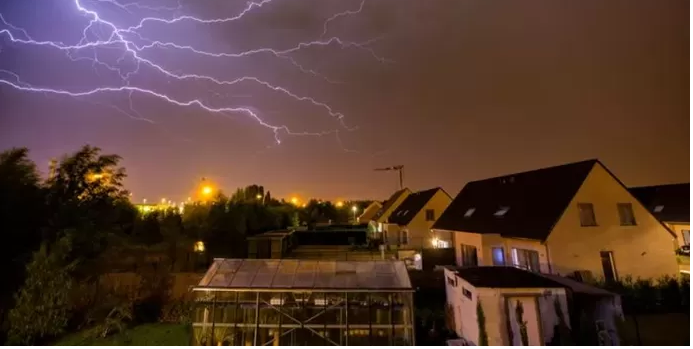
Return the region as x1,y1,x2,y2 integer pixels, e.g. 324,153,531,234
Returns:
195,259,413,291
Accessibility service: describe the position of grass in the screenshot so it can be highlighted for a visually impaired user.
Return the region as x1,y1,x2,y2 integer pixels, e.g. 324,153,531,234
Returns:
55,323,190,346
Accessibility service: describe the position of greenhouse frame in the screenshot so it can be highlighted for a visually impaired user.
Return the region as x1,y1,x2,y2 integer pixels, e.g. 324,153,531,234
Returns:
192,259,415,346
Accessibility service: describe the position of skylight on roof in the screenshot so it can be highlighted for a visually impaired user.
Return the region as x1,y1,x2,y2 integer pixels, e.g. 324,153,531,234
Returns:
494,207,510,217
654,205,664,213
464,208,475,218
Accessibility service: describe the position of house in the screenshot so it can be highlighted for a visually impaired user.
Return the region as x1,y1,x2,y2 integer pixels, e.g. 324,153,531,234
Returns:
383,187,452,250
357,201,382,224
370,188,412,234
443,266,622,346
630,183,690,248
432,159,680,282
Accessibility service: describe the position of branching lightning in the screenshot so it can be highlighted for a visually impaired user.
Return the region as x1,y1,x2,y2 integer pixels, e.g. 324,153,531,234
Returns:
0,0,385,147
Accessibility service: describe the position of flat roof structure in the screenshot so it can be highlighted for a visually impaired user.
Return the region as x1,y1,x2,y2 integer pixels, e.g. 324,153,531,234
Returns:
195,258,413,292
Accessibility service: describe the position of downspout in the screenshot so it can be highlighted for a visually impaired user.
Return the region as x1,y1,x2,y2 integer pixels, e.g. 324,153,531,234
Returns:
544,241,553,274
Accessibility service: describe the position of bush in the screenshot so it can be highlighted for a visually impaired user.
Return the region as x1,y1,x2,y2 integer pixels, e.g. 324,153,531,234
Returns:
7,237,75,345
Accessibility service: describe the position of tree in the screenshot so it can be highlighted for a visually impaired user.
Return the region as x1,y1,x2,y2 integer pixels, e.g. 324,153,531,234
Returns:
7,236,76,345
44,145,131,261
0,148,45,339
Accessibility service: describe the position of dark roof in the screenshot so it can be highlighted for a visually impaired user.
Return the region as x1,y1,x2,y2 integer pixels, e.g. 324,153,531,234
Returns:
432,159,598,240
372,188,410,221
388,187,442,226
629,183,690,223
448,266,564,288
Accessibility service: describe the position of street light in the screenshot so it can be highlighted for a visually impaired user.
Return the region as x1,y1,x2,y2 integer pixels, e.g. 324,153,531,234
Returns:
256,194,263,200
336,201,344,208
291,197,299,205
202,186,213,195
351,205,358,222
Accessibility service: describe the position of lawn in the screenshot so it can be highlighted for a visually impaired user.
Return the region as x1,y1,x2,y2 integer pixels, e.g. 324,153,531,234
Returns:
55,323,190,346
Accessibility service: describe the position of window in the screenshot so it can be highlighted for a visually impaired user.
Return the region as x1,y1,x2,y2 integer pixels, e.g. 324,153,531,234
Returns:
399,230,409,245
447,276,456,287
683,230,690,246
425,209,435,221
462,288,472,300
600,251,618,283
460,244,478,267
464,208,475,218
494,206,510,217
492,247,505,266
654,205,664,213
511,248,540,272
578,203,597,226
617,203,636,226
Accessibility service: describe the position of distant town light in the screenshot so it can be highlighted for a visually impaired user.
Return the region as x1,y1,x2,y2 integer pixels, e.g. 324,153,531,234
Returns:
194,241,205,252
161,198,167,204
336,201,344,208
256,194,263,200
202,186,213,195
291,197,299,205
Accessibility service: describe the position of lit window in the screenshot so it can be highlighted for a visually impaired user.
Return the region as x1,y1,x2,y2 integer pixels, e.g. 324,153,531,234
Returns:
492,247,505,266
494,206,510,217
464,208,475,218
194,241,205,252
654,205,664,213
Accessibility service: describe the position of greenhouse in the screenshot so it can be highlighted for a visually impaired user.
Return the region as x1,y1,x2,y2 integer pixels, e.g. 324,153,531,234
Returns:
191,259,415,346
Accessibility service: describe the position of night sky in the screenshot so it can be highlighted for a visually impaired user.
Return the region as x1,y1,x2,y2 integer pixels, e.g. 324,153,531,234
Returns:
0,0,689,203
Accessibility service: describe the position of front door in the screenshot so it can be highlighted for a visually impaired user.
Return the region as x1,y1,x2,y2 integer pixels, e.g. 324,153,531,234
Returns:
506,296,543,346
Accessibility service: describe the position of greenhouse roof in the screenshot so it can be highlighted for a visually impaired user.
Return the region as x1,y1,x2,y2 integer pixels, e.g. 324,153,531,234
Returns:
194,258,413,292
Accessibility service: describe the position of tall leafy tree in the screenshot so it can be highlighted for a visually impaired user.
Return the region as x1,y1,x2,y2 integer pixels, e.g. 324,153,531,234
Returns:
0,148,45,341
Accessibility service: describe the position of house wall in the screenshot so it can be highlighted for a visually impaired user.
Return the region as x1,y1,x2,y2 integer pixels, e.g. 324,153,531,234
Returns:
477,287,568,346
482,235,551,273
398,190,452,249
450,231,483,266
443,269,479,343
358,202,382,224
450,231,551,273
547,163,680,280
666,222,691,247
374,189,411,223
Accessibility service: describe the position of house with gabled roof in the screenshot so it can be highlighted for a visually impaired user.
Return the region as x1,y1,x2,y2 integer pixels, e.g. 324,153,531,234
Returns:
383,187,452,250
369,188,412,233
357,200,382,224
630,183,690,248
431,159,680,282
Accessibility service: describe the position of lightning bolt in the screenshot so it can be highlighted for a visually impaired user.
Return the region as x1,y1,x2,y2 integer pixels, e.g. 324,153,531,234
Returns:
0,0,388,147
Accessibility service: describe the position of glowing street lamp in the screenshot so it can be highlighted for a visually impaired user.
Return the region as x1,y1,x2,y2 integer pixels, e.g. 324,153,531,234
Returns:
290,197,299,205
351,205,358,222
161,198,167,204
336,201,344,208
202,186,213,196
256,194,263,200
